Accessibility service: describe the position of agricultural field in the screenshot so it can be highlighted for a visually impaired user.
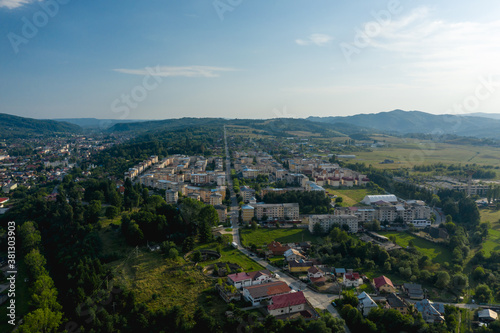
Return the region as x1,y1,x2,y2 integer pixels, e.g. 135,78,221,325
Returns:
378,231,451,265
239,227,321,248
352,137,500,173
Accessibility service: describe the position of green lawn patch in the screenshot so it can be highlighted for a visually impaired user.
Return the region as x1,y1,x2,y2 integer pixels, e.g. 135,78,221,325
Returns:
480,208,500,256
325,188,373,206
240,228,321,248
379,231,452,265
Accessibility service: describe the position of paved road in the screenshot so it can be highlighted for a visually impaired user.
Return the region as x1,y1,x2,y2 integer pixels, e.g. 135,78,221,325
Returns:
223,126,349,331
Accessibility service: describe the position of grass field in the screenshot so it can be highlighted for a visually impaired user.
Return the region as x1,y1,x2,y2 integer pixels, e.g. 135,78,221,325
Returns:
353,138,500,173
326,188,373,206
379,231,452,265
109,251,227,317
240,228,321,248
480,208,500,256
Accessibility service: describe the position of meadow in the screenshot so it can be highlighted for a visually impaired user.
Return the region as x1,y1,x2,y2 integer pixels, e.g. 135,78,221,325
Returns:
239,227,321,248
378,231,452,265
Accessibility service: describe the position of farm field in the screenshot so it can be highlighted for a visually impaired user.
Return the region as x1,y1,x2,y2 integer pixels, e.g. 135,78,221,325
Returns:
379,231,451,265
352,138,500,173
240,228,321,248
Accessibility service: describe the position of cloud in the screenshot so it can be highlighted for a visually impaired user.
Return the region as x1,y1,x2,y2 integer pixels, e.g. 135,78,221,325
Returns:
113,66,238,78
296,34,333,46
0,0,40,9
360,6,500,82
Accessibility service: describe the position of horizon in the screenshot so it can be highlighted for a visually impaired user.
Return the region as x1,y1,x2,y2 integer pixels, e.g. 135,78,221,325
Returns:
2,1,500,120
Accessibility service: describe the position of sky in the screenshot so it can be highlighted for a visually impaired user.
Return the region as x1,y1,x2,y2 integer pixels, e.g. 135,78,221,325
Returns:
1,0,500,120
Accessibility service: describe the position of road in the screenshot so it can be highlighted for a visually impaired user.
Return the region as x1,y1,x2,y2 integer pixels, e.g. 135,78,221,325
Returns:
223,126,348,331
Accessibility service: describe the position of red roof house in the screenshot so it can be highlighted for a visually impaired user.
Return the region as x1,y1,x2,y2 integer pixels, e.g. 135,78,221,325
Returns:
373,275,396,293
268,291,308,316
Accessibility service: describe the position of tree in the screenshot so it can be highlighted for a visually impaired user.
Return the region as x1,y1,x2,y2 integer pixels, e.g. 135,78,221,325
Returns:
18,221,41,255
313,222,324,236
435,271,450,289
452,273,468,292
84,200,102,224
30,275,62,311
251,221,258,230
475,284,492,303
192,250,202,262
168,248,179,260
17,307,63,333
25,249,48,281
105,205,119,219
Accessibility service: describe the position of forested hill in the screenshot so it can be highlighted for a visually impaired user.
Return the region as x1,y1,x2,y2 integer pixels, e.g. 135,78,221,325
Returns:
308,109,500,139
0,113,81,138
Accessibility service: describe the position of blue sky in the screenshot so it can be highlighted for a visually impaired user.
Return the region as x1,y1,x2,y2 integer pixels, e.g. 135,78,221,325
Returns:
1,0,500,120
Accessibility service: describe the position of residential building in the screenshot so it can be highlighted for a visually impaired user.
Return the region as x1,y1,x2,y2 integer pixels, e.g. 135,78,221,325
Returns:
373,275,396,293
240,186,256,203
227,270,272,289
415,299,445,323
267,241,290,256
358,292,378,316
209,193,223,206
268,291,308,317
308,266,326,285
343,272,363,287
251,203,299,221
214,205,227,224
386,293,409,315
283,248,305,262
403,283,424,300
308,214,359,233
241,204,255,223
165,190,178,204
288,260,313,273
243,281,291,306
478,309,498,323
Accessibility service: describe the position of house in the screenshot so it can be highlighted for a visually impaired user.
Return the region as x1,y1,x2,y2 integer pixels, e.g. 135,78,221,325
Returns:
415,299,445,323
267,241,290,256
334,268,346,277
478,309,498,323
284,248,305,262
343,272,363,287
227,270,272,289
386,293,409,315
373,275,396,293
289,260,314,273
0,197,8,208
308,266,326,286
358,291,378,316
243,281,291,306
403,283,424,300
268,291,308,316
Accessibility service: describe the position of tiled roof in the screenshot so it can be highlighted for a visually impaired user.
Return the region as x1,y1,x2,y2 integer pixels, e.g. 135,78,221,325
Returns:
268,291,307,310
289,260,313,268
373,275,394,289
245,281,291,299
228,270,271,283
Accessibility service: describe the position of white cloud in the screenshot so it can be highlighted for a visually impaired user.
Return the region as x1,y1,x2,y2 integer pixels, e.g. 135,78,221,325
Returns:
296,33,333,46
0,0,40,9
362,7,500,83
113,66,238,78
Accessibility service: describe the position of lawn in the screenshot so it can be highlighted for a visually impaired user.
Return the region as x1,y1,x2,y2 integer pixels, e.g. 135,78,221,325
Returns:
240,228,321,248
196,241,265,272
379,231,452,265
480,208,500,256
326,188,373,206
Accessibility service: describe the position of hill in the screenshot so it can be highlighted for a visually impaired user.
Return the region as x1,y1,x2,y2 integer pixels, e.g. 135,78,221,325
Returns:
54,118,148,129
308,110,500,139
0,113,81,138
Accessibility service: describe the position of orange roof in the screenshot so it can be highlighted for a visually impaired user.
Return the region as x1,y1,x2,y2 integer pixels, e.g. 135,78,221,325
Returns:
374,275,394,289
